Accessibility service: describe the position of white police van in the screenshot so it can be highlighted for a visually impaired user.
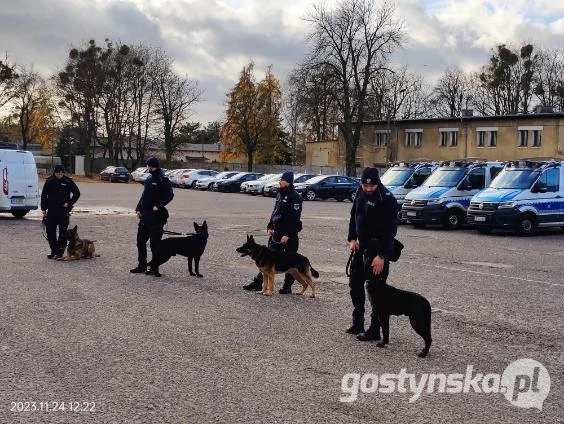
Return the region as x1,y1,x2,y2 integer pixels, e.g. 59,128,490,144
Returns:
401,159,504,229
380,160,438,221
0,149,39,218
467,158,563,235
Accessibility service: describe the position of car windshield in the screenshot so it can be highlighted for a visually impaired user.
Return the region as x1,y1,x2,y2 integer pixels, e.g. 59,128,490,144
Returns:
489,169,541,189
226,172,247,180
424,168,467,187
302,175,329,184
380,169,413,186
295,175,316,183
219,172,238,179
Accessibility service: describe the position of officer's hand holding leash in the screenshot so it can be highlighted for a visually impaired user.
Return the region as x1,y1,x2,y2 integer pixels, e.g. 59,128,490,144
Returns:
349,240,359,251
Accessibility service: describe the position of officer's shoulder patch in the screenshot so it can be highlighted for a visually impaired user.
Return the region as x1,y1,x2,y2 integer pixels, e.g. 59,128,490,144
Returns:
293,203,301,210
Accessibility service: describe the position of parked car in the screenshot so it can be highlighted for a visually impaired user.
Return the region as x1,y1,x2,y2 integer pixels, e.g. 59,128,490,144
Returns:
100,166,130,183
169,169,194,187
195,171,239,190
131,167,147,181
263,173,318,197
245,174,281,195
217,172,263,193
0,148,39,218
294,175,359,201
182,169,219,189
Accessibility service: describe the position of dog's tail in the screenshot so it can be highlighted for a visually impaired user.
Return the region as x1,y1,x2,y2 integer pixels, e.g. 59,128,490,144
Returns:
310,266,319,279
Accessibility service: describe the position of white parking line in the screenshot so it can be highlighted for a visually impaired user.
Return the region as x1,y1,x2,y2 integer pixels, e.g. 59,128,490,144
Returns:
403,260,564,288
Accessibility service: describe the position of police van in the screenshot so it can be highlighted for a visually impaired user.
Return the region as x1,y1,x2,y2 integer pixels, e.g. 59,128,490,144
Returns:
380,160,439,221
401,159,504,229
467,158,563,235
0,149,39,218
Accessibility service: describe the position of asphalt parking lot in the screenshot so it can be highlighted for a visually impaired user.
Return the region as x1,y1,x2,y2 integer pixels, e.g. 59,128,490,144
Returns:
1,181,563,423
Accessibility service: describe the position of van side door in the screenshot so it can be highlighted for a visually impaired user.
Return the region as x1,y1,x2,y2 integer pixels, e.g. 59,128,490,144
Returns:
532,167,561,225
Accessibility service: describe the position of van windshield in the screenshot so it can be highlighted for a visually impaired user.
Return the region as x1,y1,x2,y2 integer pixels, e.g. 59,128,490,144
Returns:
489,169,541,189
380,169,413,186
424,168,467,187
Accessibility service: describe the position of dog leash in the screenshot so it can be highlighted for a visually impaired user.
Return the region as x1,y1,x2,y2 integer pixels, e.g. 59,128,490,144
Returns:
345,250,355,277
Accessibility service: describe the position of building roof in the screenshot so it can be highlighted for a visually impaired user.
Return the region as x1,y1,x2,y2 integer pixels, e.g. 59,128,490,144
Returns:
359,112,564,126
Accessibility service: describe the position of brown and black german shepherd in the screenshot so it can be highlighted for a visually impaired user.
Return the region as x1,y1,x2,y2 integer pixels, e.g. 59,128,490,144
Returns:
59,225,96,260
236,235,319,298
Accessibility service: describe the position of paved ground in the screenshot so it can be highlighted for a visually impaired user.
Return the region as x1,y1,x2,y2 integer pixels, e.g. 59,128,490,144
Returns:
0,181,562,423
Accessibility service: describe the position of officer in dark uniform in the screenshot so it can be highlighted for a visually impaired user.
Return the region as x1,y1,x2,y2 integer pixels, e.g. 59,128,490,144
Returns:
41,164,80,259
347,167,398,340
243,171,303,294
130,157,174,275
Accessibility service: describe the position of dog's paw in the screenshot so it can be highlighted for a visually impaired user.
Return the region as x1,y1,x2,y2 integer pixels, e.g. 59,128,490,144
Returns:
196,273,203,278
417,350,428,358
309,294,315,298
154,272,162,278
376,342,387,348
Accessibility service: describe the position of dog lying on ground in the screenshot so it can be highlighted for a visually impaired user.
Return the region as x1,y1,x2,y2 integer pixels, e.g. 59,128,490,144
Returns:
236,235,319,298
369,281,432,357
59,225,96,260
146,221,208,278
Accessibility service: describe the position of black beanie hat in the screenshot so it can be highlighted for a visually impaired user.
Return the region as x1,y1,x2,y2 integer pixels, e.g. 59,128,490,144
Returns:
361,167,380,184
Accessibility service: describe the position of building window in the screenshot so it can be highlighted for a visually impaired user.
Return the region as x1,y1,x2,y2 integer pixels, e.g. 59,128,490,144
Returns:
477,131,485,147
374,131,389,147
449,131,458,147
440,132,448,147
532,130,542,147
439,128,458,148
519,130,528,147
488,131,497,147
404,130,422,148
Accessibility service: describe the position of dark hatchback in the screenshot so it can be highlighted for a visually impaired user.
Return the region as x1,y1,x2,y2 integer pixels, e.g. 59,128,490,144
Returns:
294,175,359,201
217,172,264,193
100,166,130,183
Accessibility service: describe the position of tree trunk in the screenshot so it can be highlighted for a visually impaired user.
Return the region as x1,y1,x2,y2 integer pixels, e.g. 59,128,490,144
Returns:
247,149,253,172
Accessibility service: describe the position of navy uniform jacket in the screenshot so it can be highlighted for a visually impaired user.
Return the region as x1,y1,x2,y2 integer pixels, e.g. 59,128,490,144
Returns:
41,175,80,215
347,186,398,260
135,168,174,226
268,185,303,239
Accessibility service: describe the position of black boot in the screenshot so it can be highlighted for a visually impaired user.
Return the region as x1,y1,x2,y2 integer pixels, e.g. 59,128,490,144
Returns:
356,321,381,341
130,265,147,273
243,275,263,291
346,321,364,335
279,275,293,294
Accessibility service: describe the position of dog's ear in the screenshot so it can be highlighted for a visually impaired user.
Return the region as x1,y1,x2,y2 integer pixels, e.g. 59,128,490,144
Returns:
202,220,207,229
73,225,77,232
193,222,198,231
246,234,250,241
249,235,254,242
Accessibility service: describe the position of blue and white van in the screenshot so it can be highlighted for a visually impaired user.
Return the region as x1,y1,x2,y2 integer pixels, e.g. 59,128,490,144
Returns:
467,159,563,235
0,149,39,218
401,159,504,229
380,161,438,221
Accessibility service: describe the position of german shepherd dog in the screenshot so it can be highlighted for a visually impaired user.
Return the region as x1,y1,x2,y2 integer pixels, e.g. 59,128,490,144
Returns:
59,225,96,260
147,221,208,278
370,281,432,357
236,235,319,298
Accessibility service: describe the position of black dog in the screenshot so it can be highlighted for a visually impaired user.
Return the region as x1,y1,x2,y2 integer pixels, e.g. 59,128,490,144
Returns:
147,221,208,278
370,281,432,358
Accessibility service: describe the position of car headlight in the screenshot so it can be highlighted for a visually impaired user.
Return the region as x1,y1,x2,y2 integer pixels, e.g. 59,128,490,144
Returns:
498,201,515,209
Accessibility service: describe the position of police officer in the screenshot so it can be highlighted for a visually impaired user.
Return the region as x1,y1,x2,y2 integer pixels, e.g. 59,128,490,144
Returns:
243,171,303,294
41,164,80,259
347,167,398,340
130,157,174,275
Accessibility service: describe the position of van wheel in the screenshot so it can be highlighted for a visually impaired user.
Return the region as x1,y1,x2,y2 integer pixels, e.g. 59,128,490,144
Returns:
305,190,316,201
11,210,29,219
443,209,463,230
349,191,356,202
517,214,536,236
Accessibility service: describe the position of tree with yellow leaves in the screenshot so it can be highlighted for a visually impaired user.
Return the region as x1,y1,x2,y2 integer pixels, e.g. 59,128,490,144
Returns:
220,63,282,170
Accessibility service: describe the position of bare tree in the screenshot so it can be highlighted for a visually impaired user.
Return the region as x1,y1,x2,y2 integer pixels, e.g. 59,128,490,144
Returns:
429,68,472,117
152,51,202,166
304,0,403,175
534,48,564,112
0,54,18,109
12,67,45,149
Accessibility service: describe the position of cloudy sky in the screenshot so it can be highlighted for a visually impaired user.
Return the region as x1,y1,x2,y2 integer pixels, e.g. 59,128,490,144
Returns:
1,0,563,123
